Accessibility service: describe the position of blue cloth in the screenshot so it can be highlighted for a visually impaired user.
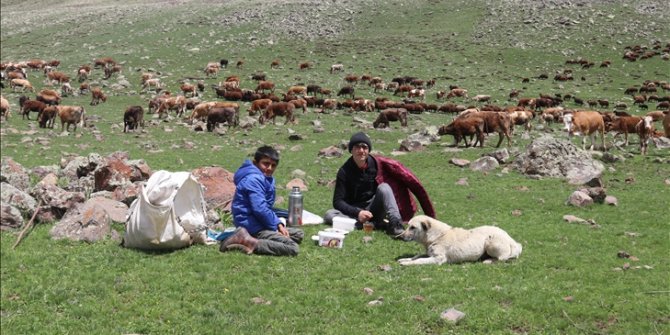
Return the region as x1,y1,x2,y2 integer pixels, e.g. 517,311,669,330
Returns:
231,160,281,235
207,228,236,241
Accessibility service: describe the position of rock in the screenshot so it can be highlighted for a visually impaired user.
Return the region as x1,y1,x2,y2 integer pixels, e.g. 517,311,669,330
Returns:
604,195,618,206
601,152,624,163
126,159,152,180
407,128,440,145
487,148,510,164
50,202,113,243
318,145,343,158
455,178,469,186
286,178,308,191
584,177,604,187
191,166,236,212
652,136,670,149
94,155,146,192
440,308,466,323
61,153,104,182
238,116,258,129
513,134,604,184
191,121,207,131
579,187,606,203
80,197,129,223
399,139,425,152
30,184,86,219
1,182,38,217
470,156,499,172
291,169,306,180
1,157,30,190
449,158,470,167
1,202,23,231
36,173,59,187
30,165,60,180
566,191,593,207
563,214,587,224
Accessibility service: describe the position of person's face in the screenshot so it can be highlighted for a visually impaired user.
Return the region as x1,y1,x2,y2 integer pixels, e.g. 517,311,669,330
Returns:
255,157,278,177
351,143,369,167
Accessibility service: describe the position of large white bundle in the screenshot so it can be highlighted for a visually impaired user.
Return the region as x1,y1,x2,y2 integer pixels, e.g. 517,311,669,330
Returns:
123,170,208,250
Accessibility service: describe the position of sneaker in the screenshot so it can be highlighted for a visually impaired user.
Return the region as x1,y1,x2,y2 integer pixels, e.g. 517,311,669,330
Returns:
386,220,405,239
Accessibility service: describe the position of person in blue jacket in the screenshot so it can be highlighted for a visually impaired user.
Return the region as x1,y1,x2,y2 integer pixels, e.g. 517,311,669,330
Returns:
221,146,304,256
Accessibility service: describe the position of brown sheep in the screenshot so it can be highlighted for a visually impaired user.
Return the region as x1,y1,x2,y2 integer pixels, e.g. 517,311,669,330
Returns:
458,111,512,147
373,108,408,128
38,105,58,128
0,96,10,119
123,106,145,132
563,111,605,150
207,107,238,131
10,79,34,92
57,105,85,132
90,87,107,106
289,98,308,113
248,98,273,116
255,81,275,94
439,116,485,148
20,99,47,120
260,102,295,125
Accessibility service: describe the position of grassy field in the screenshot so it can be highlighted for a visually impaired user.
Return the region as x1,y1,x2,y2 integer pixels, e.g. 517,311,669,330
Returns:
1,0,669,334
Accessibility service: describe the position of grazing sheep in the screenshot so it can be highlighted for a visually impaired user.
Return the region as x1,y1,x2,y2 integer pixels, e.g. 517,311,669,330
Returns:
124,106,145,132
0,96,10,119
57,105,86,132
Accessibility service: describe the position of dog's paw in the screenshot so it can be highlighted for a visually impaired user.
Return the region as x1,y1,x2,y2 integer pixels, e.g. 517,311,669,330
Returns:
398,258,412,265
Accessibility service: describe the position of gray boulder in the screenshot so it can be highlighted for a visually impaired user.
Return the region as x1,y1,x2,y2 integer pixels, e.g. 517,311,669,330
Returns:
1,182,38,216
30,184,86,219
50,202,116,243
566,191,594,207
1,157,30,190
470,156,499,172
1,202,24,230
513,134,604,184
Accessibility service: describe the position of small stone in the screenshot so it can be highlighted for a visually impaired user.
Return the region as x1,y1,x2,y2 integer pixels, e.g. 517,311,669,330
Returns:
440,308,466,323
449,158,470,167
604,195,618,206
413,295,425,302
367,297,384,306
362,287,374,295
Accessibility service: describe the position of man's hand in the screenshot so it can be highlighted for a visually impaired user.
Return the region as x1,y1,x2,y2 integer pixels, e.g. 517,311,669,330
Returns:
277,223,289,237
358,210,373,223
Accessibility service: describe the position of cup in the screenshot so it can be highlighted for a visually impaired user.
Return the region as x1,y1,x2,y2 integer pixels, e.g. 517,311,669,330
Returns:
363,222,374,234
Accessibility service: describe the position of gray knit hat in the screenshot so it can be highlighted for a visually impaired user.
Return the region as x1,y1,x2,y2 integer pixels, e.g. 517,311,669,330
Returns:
348,132,372,152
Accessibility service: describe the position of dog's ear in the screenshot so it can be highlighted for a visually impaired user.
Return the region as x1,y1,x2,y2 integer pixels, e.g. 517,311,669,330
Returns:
421,219,431,231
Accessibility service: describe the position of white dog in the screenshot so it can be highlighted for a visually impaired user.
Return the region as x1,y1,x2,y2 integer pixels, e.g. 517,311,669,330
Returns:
397,215,522,266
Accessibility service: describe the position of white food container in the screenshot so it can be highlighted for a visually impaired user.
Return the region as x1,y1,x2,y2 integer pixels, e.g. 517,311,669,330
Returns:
332,216,356,232
312,231,345,248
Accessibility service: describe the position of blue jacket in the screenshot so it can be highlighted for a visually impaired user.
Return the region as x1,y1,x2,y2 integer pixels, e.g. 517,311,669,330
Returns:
231,159,281,235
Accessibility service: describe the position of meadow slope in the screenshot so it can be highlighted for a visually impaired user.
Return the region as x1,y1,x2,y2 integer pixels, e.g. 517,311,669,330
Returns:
1,0,669,334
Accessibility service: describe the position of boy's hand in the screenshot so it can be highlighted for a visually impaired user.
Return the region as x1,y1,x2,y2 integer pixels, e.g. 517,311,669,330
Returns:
278,223,289,237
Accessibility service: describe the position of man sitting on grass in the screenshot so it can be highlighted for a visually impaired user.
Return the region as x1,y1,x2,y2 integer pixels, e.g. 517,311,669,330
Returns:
221,146,304,256
324,132,436,239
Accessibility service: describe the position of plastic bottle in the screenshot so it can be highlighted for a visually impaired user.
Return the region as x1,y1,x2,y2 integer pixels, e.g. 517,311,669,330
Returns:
287,186,303,226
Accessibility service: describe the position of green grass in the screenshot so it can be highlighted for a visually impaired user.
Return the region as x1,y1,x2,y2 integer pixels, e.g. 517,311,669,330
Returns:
2,0,669,334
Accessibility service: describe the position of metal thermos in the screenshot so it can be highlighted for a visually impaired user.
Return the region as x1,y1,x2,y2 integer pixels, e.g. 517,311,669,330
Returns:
288,186,303,226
